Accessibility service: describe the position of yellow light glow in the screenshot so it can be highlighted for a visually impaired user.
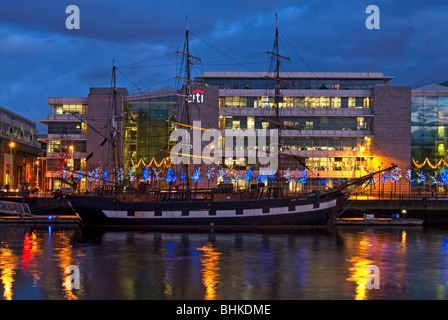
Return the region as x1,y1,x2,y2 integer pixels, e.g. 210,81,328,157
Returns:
197,242,221,300
346,256,375,300
0,248,19,300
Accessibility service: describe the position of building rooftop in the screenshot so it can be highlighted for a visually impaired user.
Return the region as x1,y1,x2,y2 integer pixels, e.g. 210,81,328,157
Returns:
197,71,394,80
413,83,448,91
0,105,37,128
88,87,129,96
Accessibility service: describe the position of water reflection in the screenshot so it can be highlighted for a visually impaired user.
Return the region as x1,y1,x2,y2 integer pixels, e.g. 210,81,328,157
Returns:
345,230,377,300
346,256,375,300
197,242,221,300
1,225,448,299
0,225,83,300
21,231,41,288
0,247,18,300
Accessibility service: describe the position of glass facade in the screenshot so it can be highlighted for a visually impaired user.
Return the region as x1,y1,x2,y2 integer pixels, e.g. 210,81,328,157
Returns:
48,122,87,135
46,140,86,153
411,95,448,171
305,156,372,172
280,137,371,152
220,116,371,131
207,72,380,188
123,94,178,174
219,96,370,109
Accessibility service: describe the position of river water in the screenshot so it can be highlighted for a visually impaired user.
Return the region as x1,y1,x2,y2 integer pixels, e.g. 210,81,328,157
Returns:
1,224,448,300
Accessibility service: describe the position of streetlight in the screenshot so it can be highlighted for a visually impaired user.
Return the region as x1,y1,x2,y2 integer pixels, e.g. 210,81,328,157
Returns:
9,141,15,189
69,145,74,171
34,160,40,188
359,146,365,178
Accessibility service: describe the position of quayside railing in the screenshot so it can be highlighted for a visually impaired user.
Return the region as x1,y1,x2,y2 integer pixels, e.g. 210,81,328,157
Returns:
0,200,32,216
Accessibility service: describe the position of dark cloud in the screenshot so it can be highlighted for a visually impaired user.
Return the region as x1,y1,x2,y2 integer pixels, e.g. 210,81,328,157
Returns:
0,0,447,131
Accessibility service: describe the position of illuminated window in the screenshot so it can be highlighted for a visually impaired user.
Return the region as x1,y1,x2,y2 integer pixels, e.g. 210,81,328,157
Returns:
247,117,255,130
54,104,87,114
332,97,341,108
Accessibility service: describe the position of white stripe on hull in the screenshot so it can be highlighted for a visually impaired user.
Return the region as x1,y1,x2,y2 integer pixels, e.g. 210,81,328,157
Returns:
102,199,337,219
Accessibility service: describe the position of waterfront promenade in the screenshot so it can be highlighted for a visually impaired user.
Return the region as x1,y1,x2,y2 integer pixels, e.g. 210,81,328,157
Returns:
346,193,448,225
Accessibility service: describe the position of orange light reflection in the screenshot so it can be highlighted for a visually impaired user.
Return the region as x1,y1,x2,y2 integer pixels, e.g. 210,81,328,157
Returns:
346,256,375,300
197,242,221,300
0,247,19,300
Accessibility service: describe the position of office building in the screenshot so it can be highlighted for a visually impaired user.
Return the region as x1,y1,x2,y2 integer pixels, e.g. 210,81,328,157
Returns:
40,71,413,196
193,71,411,194
411,82,448,176
0,106,40,189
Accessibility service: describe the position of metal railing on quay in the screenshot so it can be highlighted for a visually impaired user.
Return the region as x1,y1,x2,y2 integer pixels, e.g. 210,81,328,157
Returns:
350,191,448,201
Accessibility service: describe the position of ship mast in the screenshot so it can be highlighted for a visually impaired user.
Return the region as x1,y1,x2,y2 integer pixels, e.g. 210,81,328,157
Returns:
112,59,119,185
174,17,202,195
266,14,290,197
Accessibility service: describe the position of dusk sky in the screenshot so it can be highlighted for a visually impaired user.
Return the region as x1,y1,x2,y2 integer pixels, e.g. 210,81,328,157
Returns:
0,0,447,132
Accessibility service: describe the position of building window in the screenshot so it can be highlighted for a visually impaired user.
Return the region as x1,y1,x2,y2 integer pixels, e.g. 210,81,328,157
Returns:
48,122,86,135
54,104,87,114
280,137,372,152
47,140,86,153
411,95,448,171
247,117,255,130
295,97,305,108
123,95,178,175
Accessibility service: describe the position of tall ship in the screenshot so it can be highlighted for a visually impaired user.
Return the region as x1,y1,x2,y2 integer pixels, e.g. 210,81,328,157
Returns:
67,16,395,228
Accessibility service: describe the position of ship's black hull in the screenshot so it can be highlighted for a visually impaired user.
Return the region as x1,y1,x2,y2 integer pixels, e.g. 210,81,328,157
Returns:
68,190,346,229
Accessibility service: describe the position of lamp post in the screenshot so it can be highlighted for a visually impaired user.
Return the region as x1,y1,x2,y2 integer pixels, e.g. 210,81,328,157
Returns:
9,141,15,189
69,145,74,171
35,160,40,188
359,146,365,179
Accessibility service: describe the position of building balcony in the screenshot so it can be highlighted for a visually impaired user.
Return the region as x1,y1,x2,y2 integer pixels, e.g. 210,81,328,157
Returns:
281,169,370,179
39,133,87,141
217,129,372,138
219,88,373,98
219,149,372,158
40,113,87,123
280,129,373,137
45,151,87,159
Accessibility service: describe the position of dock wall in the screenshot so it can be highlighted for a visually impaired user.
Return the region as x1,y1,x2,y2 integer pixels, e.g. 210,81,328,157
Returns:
347,199,448,226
